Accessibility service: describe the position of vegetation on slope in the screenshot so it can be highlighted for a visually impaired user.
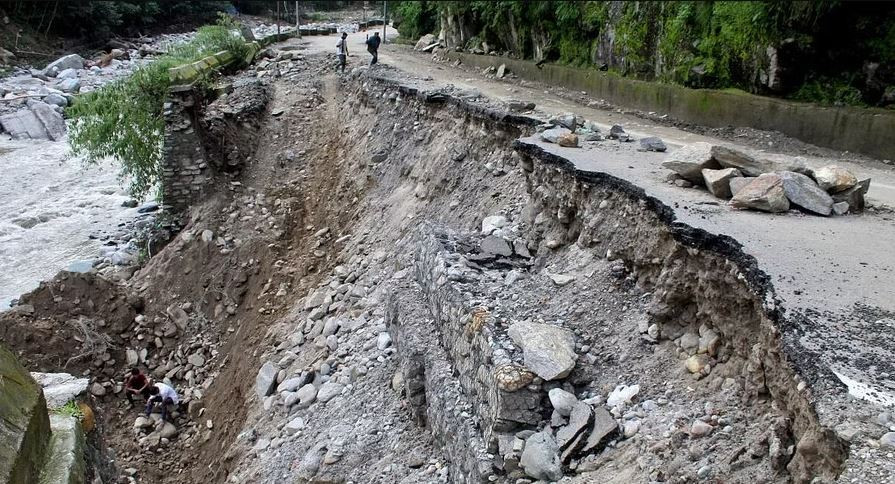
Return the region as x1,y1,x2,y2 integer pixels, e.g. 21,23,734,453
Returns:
392,1,895,107
66,16,249,201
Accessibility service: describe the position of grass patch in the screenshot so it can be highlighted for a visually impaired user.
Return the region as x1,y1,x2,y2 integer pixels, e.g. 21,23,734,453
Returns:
53,400,84,419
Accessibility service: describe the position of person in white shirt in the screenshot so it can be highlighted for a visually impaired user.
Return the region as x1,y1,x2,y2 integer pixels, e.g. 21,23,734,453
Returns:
145,382,180,422
336,32,349,73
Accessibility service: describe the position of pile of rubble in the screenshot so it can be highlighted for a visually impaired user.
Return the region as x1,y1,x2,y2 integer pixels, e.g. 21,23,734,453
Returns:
662,142,870,215
536,113,667,152
0,32,191,141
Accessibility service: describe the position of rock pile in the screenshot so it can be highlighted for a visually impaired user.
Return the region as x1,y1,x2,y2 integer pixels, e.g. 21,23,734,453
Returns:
537,115,668,153
662,142,870,215
0,33,193,140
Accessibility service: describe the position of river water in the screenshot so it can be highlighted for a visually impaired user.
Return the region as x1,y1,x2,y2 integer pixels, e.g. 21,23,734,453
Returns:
0,137,134,308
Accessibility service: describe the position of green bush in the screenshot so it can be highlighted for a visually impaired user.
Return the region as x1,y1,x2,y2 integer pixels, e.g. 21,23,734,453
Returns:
393,1,439,40
67,15,249,201
793,76,866,107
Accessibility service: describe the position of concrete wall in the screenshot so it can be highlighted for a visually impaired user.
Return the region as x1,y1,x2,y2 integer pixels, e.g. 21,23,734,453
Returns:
444,51,895,160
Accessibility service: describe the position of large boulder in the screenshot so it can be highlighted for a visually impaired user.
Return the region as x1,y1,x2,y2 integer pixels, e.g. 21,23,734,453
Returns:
729,177,755,197
26,100,66,141
0,109,49,140
777,171,834,216
662,142,719,183
56,78,80,93
1,344,51,484
507,321,576,380
414,34,436,51
813,165,858,193
712,145,806,176
520,431,563,481
701,168,742,198
44,54,85,77
30,373,89,409
730,173,790,213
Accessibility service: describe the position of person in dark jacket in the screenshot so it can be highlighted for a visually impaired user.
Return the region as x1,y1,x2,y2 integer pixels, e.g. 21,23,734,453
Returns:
366,31,381,66
124,368,151,405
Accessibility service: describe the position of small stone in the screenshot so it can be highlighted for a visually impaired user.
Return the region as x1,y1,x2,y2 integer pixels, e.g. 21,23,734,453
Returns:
832,201,849,215
623,420,641,438
285,416,305,435
697,465,712,479
89,382,106,397
541,127,571,144
520,431,563,481
481,215,508,235
159,422,178,439
187,353,205,367
255,361,278,399
548,388,578,416
376,332,392,350
686,354,710,374
556,132,579,148
608,124,628,141
295,384,317,408
639,137,666,152
549,113,578,130
133,416,154,429
690,420,713,437
548,273,575,286
880,432,895,449
606,384,640,407
316,382,344,403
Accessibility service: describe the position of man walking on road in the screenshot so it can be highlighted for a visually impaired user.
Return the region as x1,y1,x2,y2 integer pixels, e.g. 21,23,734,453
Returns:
336,32,349,73
366,31,381,66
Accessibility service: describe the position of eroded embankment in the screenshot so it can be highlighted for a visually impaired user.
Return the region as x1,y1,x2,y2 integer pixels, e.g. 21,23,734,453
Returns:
0,56,852,484
339,69,848,482
513,142,847,481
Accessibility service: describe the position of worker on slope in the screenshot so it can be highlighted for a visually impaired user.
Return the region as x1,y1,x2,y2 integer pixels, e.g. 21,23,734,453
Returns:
366,31,381,66
145,381,180,423
337,32,349,73
124,367,152,406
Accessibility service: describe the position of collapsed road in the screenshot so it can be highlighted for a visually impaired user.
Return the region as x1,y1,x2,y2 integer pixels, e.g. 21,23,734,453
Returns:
1,21,894,484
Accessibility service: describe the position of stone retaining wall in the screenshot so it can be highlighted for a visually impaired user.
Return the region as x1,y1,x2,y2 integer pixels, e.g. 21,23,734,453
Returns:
387,279,494,482
443,51,895,160
412,225,543,444
161,89,210,211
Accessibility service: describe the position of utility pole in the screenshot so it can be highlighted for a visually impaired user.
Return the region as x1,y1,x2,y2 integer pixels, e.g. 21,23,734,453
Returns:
382,1,387,43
